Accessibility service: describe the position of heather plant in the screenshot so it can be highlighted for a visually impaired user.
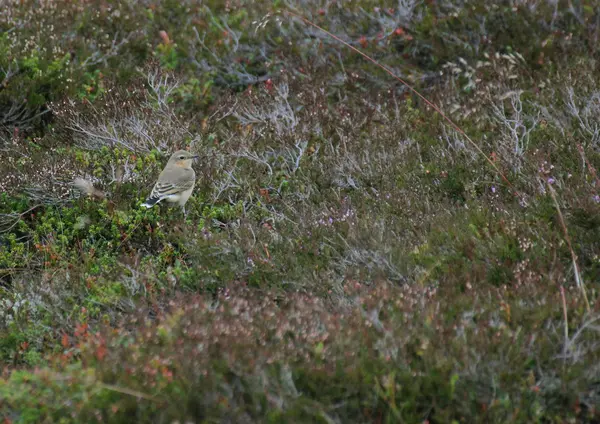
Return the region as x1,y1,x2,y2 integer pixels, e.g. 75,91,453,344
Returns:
1,0,600,422
2,284,600,422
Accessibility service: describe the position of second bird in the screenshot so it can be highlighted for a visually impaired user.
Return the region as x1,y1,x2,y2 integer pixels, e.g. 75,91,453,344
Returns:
141,150,198,215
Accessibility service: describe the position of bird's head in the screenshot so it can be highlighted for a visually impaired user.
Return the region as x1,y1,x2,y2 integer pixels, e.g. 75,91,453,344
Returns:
168,150,199,169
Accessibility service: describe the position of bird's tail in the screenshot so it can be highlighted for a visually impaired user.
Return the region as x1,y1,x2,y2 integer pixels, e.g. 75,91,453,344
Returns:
141,197,162,208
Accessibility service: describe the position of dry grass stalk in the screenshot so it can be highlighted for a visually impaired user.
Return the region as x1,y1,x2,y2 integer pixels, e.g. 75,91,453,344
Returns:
547,180,590,312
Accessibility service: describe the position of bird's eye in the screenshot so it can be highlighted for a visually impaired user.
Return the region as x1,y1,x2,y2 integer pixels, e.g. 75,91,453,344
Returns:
179,156,185,159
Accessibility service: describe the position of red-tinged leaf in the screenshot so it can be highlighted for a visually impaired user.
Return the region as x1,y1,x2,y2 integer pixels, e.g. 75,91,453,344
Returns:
95,345,107,361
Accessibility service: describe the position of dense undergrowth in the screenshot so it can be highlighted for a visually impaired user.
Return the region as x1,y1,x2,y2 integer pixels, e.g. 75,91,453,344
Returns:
1,0,600,422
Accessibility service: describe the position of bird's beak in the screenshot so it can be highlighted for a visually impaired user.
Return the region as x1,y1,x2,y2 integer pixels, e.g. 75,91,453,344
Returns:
192,155,200,160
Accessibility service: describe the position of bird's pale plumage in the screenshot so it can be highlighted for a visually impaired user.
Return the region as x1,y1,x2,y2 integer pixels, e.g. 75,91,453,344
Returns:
141,150,198,214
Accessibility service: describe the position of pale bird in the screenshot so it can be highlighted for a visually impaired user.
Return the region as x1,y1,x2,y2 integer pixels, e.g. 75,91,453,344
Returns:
141,150,198,215
73,177,105,199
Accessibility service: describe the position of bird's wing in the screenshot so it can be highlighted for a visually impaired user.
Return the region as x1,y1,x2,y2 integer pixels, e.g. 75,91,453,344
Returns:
148,168,195,200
